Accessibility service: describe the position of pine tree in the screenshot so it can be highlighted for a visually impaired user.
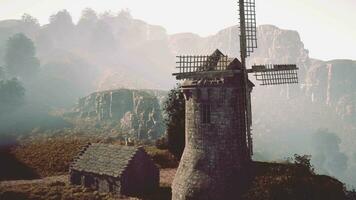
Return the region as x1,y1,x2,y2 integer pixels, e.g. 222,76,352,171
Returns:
4,33,40,79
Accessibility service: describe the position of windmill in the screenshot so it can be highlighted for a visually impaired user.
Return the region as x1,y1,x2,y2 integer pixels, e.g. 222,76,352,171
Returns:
238,0,299,156
171,0,298,199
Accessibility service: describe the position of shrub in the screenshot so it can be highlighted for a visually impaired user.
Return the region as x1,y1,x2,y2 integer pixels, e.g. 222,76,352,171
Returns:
164,87,185,160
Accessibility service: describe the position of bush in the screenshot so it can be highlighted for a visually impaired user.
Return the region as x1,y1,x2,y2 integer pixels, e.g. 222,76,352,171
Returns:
346,189,356,200
145,146,178,169
155,137,168,150
293,154,315,174
164,87,185,160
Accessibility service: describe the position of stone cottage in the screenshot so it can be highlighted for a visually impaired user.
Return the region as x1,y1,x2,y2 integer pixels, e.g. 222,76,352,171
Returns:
69,143,159,196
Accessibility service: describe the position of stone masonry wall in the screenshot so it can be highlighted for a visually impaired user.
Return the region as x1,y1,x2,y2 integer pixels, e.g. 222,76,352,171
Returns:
172,83,251,200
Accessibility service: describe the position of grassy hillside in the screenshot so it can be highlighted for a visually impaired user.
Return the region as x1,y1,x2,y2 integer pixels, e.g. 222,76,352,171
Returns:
0,137,177,180
0,137,94,179
0,137,352,200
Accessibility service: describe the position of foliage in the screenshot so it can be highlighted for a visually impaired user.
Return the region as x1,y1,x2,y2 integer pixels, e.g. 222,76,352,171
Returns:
144,146,178,169
243,162,346,200
311,129,348,176
49,10,74,27
293,154,315,174
21,14,40,27
155,136,168,150
4,33,40,79
91,21,117,52
164,86,185,160
0,78,25,115
346,189,356,200
78,8,98,27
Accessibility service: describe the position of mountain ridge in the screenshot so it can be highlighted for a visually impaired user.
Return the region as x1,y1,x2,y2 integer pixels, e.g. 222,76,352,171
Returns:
0,11,355,186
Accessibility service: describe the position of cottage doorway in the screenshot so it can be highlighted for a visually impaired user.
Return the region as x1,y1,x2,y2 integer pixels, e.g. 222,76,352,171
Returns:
83,175,94,188
70,171,81,185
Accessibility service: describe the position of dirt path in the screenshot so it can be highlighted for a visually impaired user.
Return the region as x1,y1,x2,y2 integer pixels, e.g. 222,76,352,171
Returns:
0,175,67,187
0,169,177,187
160,168,177,186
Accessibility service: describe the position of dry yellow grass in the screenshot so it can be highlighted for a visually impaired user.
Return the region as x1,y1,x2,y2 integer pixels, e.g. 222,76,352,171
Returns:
10,137,94,177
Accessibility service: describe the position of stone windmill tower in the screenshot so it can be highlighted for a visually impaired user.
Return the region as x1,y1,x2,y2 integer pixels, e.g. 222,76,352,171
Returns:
171,0,299,199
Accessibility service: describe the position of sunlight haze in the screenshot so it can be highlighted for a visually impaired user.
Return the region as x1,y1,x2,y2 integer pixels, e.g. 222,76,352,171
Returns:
0,0,355,60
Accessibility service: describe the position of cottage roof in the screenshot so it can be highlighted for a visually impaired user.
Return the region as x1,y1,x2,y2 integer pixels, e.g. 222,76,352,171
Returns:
70,143,141,177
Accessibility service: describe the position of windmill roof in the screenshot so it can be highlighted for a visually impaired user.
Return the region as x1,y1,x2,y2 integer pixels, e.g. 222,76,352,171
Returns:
210,49,225,57
70,143,140,177
227,58,243,70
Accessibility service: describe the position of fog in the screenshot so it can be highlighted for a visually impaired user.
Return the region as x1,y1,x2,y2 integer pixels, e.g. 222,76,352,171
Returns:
0,9,355,188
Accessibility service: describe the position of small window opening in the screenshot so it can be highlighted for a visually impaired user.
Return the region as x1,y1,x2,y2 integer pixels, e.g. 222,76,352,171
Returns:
201,104,211,124
219,89,226,105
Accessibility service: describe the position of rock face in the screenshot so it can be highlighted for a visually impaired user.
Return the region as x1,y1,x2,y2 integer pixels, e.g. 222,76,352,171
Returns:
169,25,356,124
169,24,356,186
169,25,309,63
305,60,356,100
74,89,164,140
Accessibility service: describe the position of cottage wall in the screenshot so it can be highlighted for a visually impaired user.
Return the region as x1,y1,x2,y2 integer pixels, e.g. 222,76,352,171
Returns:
121,149,159,195
70,170,121,194
69,144,158,197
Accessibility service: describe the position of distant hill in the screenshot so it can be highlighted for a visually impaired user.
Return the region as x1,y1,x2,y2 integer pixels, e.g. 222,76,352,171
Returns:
0,10,355,187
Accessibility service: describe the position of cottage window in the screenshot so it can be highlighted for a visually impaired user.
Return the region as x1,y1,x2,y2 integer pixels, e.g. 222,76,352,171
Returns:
201,104,211,124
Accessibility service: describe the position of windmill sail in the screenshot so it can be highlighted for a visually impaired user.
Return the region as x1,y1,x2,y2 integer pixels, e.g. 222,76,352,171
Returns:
239,0,257,58
249,64,299,85
238,0,256,156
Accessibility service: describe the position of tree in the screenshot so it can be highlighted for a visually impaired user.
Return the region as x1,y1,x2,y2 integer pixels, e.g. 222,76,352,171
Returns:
164,86,185,159
0,78,25,114
21,13,40,26
311,129,348,176
4,33,40,79
48,10,75,45
78,8,98,28
49,10,74,28
20,14,40,37
294,154,315,174
90,20,116,52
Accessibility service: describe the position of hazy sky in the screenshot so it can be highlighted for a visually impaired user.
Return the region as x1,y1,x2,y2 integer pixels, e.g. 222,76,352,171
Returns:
1,0,355,60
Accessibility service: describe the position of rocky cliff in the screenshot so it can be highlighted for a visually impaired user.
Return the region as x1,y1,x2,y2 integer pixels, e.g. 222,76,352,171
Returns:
304,59,356,123
169,25,356,124
169,25,356,187
73,89,165,140
1,11,356,186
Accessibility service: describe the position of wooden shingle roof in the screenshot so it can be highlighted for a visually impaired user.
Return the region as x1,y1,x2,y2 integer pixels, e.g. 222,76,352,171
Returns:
70,143,140,177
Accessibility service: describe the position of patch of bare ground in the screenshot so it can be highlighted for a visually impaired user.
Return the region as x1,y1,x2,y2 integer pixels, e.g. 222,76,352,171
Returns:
0,169,177,200
159,169,177,186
